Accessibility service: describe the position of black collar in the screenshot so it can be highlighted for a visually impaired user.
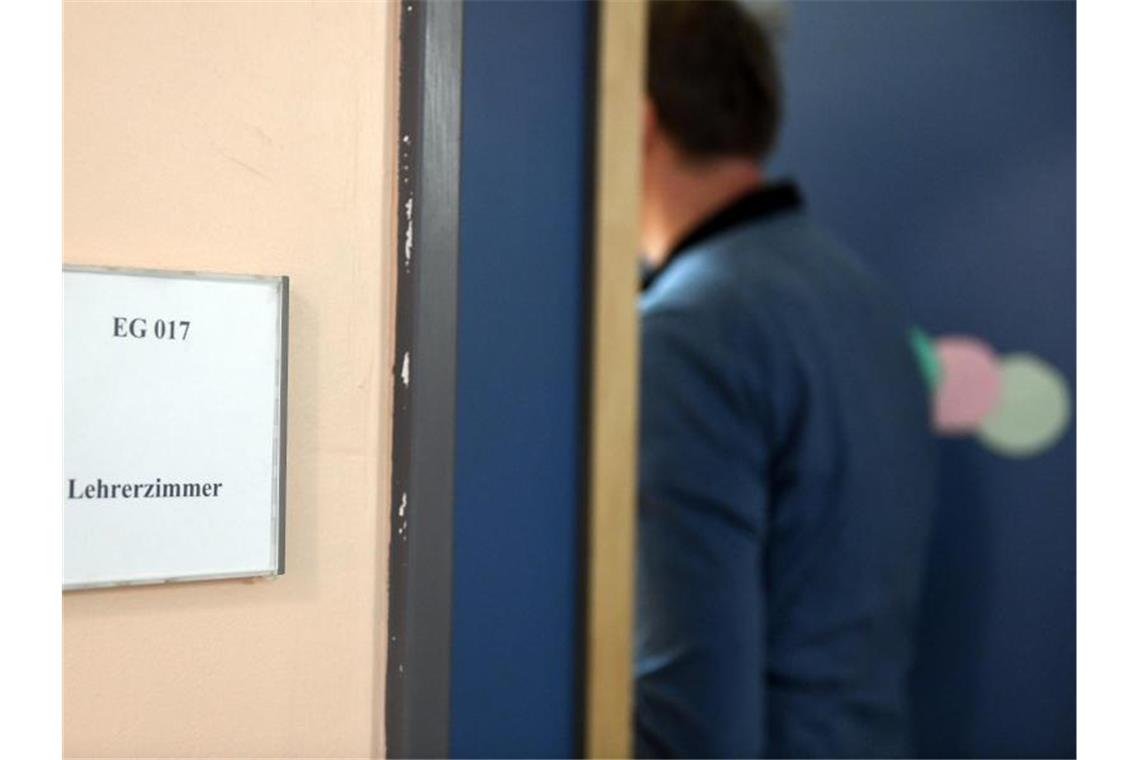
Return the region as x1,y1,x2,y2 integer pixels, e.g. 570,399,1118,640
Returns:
642,180,804,291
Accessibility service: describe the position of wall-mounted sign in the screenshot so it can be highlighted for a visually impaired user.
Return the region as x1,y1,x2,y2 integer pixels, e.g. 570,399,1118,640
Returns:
63,266,288,590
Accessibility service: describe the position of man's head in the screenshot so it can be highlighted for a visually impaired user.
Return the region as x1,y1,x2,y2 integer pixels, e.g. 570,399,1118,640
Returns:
641,0,784,263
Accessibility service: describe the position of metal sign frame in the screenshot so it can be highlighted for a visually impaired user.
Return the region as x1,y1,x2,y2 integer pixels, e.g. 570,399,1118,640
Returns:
62,264,289,591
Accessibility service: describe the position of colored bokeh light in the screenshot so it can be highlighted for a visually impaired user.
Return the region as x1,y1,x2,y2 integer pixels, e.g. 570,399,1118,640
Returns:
915,330,1072,458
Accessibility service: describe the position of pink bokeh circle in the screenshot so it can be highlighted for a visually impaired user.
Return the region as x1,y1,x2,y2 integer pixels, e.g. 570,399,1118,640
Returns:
932,336,1002,434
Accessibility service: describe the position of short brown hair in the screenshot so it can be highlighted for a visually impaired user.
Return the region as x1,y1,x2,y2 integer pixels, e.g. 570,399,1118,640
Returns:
648,0,783,161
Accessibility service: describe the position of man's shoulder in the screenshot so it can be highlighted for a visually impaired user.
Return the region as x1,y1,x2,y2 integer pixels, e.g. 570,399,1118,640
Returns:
640,210,913,386
640,210,851,326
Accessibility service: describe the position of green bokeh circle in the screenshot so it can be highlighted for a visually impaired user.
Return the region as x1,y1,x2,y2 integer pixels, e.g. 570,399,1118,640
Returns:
978,353,1071,458
908,327,942,392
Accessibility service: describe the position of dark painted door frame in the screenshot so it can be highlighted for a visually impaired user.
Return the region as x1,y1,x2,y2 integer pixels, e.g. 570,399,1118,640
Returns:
386,1,462,757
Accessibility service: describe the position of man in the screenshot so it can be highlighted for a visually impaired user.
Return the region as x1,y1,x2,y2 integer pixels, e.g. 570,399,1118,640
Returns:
635,2,937,757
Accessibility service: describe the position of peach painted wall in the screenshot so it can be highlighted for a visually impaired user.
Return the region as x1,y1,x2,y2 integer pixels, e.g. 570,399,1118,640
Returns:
63,1,398,756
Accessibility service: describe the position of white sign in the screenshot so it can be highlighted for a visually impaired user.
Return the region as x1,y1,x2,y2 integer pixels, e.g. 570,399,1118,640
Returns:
64,266,288,590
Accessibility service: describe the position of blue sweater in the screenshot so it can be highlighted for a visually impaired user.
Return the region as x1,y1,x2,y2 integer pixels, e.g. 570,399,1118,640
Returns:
635,184,937,758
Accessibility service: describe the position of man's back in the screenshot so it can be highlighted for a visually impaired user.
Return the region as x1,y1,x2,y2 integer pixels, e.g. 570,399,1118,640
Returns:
635,189,937,758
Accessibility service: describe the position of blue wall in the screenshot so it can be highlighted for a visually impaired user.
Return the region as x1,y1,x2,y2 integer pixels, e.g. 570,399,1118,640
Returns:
768,2,1075,756
451,1,592,756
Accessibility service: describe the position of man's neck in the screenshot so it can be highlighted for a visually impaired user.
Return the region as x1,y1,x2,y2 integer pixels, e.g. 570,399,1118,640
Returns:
645,159,763,268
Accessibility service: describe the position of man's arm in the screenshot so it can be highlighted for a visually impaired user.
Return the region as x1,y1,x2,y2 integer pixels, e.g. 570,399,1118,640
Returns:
635,306,770,758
